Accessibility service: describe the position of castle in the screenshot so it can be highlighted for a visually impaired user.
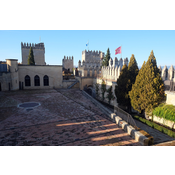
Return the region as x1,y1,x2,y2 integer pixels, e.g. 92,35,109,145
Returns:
0,42,71,91
1,42,175,100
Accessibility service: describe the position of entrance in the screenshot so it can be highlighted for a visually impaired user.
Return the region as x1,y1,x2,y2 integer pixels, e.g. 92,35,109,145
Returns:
19,81,21,90
9,83,11,91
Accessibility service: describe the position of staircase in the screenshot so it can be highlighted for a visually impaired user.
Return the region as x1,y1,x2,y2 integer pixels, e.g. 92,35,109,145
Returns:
67,80,79,89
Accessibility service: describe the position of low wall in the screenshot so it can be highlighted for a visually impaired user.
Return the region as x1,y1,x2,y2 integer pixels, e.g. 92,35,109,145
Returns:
148,115,175,129
82,90,150,145
165,91,175,106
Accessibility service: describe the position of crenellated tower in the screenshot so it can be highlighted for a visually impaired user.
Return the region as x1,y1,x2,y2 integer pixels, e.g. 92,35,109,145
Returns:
62,56,74,72
21,42,46,65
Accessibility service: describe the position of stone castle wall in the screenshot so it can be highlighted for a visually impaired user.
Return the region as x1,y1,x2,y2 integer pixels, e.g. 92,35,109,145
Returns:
159,65,175,81
101,57,128,81
21,42,46,65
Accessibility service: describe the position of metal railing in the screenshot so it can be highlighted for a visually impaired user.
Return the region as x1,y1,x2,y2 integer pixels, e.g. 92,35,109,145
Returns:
114,105,138,130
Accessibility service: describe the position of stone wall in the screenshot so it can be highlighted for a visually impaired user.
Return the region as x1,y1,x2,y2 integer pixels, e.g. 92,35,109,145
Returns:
6,59,19,90
0,72,11,91
165,91,175,106
93,78,117,106
18,65,62,89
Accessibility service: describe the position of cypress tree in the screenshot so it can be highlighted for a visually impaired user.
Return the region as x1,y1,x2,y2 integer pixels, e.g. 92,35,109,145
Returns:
101,79,106,101
102,48,110,67
28,47,35,65
129,50,165,116
106,86,114,105
127,54,139,112
115,64,130,108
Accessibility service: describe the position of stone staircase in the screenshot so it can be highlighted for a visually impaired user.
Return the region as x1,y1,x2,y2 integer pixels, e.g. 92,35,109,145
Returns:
67,80,79,89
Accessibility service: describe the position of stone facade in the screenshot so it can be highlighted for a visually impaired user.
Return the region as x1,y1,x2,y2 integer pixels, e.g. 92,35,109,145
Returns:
62,56,73,72
101,57,128,81
18,65,62,89
0,59,63,91
21,42,46,65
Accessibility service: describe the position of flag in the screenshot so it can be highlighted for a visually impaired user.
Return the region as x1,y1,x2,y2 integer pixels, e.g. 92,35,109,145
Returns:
86,41,89,46
115,46,121,55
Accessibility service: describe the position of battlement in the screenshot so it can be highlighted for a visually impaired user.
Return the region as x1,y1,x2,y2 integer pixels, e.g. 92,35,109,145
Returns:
62,56,74,72
159,65,175,81
21,42,45,50
63,56,74,60
82,50,104,57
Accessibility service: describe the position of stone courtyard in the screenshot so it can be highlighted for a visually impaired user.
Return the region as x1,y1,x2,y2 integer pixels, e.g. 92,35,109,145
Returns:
0,89,141,146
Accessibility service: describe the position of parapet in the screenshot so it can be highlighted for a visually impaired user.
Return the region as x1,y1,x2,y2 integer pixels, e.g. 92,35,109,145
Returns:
82,50,104,58
63,56,74,60
21,42,45,50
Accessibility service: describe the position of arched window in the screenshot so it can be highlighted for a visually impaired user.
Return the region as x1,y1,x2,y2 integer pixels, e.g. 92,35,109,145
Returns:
34,75,40,86
43,75,49,86
25,75,31,86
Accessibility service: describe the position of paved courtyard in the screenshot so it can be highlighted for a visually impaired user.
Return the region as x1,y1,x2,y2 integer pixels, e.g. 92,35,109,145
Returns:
0,89,141,146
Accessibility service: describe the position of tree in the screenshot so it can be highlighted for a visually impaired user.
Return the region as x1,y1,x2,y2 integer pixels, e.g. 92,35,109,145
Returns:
102,48,110,67
127,54,139,112
95,83,99,98
129,50,165,117
28,47,35,65
101,79,106,101
106,86,114,105
115,64,130,108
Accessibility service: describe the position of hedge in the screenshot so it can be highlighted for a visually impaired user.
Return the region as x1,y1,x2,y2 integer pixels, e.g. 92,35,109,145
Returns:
133,115,175,138
153,104,175,122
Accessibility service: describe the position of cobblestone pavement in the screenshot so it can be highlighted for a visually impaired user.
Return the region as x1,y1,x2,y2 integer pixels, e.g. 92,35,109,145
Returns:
0,89,141,146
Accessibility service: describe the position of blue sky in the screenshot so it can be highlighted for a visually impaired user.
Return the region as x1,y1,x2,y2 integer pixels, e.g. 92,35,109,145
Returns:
0,30,175,67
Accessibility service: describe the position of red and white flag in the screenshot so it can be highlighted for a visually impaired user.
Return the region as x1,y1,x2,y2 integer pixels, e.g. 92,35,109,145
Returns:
115,46,121,55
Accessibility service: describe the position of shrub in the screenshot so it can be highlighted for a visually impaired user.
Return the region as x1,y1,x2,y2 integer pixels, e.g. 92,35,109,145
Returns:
153,104,175,122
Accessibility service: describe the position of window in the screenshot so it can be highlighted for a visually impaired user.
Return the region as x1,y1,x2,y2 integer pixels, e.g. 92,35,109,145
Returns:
34,75,40,86
25,75,31,86
43,75,49,86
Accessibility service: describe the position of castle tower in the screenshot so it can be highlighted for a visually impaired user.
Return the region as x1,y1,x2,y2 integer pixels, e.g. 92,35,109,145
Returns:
21,42,46,65
6,59,19,90
62,56,74,72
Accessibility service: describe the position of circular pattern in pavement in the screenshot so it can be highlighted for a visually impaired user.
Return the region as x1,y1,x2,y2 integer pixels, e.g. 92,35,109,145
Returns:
18,102,40,109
